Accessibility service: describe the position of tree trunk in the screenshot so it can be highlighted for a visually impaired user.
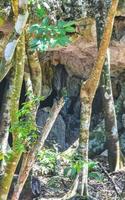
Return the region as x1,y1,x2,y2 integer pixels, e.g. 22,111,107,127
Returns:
101,51,122,171
0,73,13,174
96,0,122,171
27,50,42,97
78,0,119,197
0,151,22,200
78,94,92,197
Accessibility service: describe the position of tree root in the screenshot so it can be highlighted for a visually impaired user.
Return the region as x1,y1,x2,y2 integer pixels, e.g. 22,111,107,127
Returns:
38,175,79,200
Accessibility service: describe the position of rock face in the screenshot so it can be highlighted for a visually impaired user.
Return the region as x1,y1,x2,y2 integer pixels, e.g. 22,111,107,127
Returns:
36,109,66,150
50,37,125,79
36,64,82,150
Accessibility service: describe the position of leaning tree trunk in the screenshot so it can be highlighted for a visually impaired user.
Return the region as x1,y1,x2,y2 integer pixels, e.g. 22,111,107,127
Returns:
96,0,122,171
11,97,65,200
78,0,119,197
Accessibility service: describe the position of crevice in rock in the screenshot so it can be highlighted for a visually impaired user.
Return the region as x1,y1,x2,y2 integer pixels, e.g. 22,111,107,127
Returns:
39,89,57,108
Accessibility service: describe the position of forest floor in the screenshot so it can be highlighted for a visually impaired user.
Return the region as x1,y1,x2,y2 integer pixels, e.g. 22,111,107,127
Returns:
88,155,125,200
18,153,125,200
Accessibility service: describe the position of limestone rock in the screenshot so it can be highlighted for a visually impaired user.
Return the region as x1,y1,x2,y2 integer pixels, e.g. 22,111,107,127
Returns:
50,36,125,79
36,109,66,150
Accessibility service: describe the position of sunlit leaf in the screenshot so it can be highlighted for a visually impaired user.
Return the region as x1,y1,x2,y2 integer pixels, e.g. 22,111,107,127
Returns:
65,26,76,33
36,7,47,18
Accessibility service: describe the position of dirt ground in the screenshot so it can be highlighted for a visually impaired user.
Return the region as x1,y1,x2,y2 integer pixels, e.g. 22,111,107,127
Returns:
18,155,125,200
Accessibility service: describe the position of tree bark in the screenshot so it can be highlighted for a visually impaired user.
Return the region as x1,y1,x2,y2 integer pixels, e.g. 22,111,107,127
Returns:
0,151,22,200
101,51,122,171
78,0,119,197
0,74,13,174
27,50,42,97
96,0,122,171
79,95,92,197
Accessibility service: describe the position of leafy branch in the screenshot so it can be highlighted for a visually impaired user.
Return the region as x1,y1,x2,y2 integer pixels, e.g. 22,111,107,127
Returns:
28,4,76,51
10,94,44,153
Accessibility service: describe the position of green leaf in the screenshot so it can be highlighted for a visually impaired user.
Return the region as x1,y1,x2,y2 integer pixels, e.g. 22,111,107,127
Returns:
63,21,75,27
88,161,97,171
29,24,40,33
30,39,41,49
36,7,47,18
57,36,70,46
89,172,104,182
53,28,65,35
42,17,49,26
65,26,76,33
57,20,66,28
64,167,77,179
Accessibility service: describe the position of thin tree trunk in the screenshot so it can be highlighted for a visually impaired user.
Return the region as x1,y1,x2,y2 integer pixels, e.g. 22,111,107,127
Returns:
78,0,119,197
0,74,13,174
27,50,42,97
101,51,122,171
10,34,25,140
79,96,92,197
11,0,18,17
0,151,22,200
